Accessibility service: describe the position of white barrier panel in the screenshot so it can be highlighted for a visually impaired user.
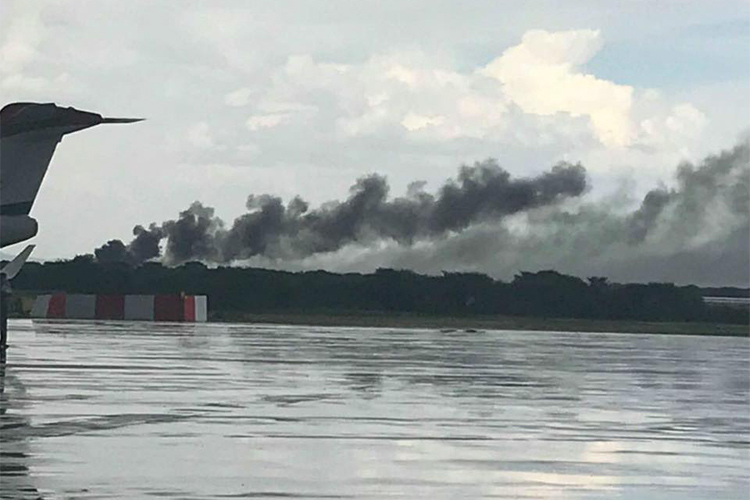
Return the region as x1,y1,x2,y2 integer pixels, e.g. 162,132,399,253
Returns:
31,294,51,318
194,296,208,322
65,294,96,319
124,295,154,321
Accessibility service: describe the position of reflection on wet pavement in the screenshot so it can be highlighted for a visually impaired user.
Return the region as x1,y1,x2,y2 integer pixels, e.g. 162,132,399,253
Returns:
0,319,748,499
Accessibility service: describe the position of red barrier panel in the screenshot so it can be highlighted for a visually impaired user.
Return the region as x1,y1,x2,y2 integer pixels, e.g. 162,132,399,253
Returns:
96,295,125,320
48,294,66,318
184,296,196,322
155,294,183,321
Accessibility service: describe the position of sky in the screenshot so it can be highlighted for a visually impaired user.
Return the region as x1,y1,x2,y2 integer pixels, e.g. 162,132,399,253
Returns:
1,0,749,284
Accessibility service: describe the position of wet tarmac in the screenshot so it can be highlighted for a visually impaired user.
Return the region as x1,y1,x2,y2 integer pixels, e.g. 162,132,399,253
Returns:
1,319,748,499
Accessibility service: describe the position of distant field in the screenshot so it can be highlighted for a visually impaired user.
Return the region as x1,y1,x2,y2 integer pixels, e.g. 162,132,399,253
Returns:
213,311,749,337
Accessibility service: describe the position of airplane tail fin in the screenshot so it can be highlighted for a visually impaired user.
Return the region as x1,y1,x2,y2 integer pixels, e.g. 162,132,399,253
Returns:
0,102,143,217
0,245,35,281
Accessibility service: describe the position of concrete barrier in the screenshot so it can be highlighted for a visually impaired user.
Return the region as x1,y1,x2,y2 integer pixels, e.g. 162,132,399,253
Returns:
30,294,208,322
65,294,96,319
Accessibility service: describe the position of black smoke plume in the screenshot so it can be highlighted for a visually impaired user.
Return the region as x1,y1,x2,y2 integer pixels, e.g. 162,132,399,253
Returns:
93,141,749,285
372,141,749,286
95,224,163,265
95,159,587,264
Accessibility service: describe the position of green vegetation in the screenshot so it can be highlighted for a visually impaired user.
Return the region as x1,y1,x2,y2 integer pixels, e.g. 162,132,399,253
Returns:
7,256,748,335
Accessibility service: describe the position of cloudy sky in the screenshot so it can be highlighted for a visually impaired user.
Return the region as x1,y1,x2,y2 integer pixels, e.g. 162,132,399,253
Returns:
1,0,749,283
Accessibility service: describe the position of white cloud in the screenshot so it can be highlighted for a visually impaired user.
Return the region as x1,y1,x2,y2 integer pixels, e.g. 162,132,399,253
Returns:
401,112,445,131
0,3,75,95
258,100,316,114
0,0,740,261
481,29,635,147
233,32,704,152
665,103,706,135
186,122,214,149
0,4,43,74
249,52,512,142
386,64,419,87
224,87,253,107
2,73,48,91
638,103,707,150
246,113,288,130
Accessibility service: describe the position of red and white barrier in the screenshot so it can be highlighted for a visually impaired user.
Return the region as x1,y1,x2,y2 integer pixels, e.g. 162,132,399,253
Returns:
31,294,208,322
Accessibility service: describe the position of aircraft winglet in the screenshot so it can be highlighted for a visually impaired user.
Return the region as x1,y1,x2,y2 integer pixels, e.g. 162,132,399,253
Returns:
0,244,35,280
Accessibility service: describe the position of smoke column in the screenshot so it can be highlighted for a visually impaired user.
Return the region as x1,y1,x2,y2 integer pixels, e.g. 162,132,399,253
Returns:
371,141,750,286
96,159,587,264
94,141,749,286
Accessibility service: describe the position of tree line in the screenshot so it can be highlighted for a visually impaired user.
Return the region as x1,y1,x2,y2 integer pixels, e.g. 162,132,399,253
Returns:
7,256,749,324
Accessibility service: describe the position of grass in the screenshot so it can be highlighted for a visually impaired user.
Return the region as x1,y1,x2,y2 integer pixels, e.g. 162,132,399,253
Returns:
211,310,749,337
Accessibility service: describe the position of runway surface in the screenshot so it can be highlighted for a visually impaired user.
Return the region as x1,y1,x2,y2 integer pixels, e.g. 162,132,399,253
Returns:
1,319,748,499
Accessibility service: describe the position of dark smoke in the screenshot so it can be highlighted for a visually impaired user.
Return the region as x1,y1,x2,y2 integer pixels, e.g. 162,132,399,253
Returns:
93,141,749,286
94,239,130,264
129,224,163,262
95,159,587,264
162,203,222,263
94,224,162,265
626,188,671,243
216,160,587,261
375,140,749,286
